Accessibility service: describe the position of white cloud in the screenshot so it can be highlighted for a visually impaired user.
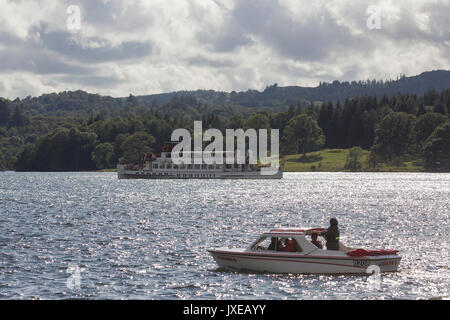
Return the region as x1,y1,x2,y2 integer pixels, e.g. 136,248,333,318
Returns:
0,0,448,99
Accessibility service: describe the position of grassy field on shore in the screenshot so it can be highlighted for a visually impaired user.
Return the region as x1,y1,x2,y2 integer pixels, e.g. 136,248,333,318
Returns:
95,149,425,173
95,168,117,172
283,149,425,172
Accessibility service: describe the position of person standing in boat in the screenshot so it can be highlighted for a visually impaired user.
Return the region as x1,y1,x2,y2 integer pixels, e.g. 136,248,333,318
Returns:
320,218,340,250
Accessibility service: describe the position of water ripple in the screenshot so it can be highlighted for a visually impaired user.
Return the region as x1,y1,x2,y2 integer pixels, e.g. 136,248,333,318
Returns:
0,172,449,299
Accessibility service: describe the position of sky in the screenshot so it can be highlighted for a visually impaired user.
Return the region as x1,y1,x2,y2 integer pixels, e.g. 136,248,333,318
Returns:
0,0,449,99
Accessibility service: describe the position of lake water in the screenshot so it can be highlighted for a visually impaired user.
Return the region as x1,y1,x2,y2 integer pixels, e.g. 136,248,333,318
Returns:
0,172,449,300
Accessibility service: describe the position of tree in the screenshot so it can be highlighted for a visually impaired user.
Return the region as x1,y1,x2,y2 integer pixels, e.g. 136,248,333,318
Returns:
367,149,380,170
423,121,450,171
0,98,10,126
434,103,448,116
415,112,447,150
226,114,243,129
13,144,35,171
283,114,325,156
66,128,98,171
120,131,155,164
318,102,334,147
11,105,29,127
305,102,320,120
127,94,138,106
345,147,364,171
91,142,115,169
373,112,416,161
243,113,271,131
0,149,6,171
14,128,98,171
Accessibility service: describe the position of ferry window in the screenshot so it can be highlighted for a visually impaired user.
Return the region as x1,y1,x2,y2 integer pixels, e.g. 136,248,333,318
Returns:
207,165,213,170
167,164,172,169
194,164,200,170
202,164,207,169
153,164,158,169
187,164,193,169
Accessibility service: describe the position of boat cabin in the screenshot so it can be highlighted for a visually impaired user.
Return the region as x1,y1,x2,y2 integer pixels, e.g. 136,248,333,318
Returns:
249,228,326,253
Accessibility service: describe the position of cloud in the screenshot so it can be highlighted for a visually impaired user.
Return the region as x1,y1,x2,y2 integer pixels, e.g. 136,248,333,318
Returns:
39,30,153,63
229,0,371,61
0,0,448,99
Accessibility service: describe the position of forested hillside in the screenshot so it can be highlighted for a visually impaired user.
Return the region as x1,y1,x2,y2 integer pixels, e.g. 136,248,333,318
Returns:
7,70,450,119
138,70,450,110
0,71,449,172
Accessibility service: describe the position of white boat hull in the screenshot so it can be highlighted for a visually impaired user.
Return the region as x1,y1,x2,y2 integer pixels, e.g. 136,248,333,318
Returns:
117,167,283,179
208,249,401,274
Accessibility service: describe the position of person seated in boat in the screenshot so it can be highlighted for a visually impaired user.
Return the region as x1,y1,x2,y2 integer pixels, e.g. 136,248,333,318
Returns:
310,233,323,249
319,218,340,250
267,237,279,251
281,238,302,252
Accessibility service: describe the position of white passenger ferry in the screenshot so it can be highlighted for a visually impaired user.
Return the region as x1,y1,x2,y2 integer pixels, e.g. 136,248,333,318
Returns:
117,142,283,179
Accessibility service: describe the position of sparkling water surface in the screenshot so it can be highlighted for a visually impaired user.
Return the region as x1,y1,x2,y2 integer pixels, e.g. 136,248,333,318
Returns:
0,172,449,300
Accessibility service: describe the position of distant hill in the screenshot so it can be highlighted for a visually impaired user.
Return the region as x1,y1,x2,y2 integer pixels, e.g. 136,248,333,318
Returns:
137,70,450,110
4,70,450,119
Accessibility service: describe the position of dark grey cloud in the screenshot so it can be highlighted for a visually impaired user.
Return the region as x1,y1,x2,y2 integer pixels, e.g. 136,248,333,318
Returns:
40,30,153,63
185,55,236,68
0,32,91,75
370,3,450,44
416,2,450,41
57,74,125,88
197,21,253,53
227,0,372,61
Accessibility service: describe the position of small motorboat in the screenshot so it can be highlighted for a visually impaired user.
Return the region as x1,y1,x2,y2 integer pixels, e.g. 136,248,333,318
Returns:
208,228,401,274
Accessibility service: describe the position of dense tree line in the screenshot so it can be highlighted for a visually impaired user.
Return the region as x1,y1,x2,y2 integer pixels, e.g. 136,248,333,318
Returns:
0,88,449,172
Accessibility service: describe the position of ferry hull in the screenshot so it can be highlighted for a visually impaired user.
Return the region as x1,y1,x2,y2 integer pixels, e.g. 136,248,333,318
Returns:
208,249,401,274
117,168,283,179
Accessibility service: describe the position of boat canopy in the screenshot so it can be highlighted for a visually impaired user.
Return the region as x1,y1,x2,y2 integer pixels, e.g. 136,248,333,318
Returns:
263,228,325,236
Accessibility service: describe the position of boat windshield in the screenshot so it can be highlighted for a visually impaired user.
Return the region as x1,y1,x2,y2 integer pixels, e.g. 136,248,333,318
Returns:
252,237,275,251
252,236,302,252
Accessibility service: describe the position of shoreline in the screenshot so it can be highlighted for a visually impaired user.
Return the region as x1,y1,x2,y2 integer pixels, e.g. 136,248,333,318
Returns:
3,170,449,173
3,149,446,173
